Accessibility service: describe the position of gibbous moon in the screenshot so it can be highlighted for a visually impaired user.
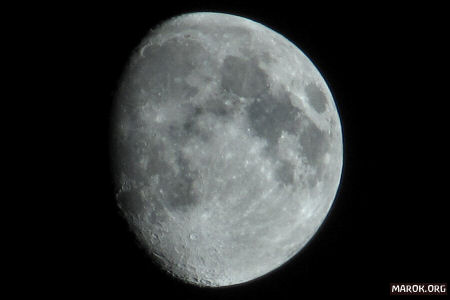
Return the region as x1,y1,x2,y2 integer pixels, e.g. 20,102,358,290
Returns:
111,12,343,287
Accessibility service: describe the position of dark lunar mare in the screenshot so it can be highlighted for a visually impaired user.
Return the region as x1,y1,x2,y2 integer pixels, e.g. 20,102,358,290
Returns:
111,12,342,287
218,54,330,187
305,83,327,113
114,47,331,214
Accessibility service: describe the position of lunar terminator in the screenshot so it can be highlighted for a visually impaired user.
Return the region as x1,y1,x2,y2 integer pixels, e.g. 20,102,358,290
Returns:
111,12,343,287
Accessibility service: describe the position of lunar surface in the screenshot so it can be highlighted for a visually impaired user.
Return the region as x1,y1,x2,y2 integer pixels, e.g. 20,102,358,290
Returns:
111,12,343,287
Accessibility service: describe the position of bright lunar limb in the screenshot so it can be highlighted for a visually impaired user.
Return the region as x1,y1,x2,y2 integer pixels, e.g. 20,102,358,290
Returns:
111,12,343,287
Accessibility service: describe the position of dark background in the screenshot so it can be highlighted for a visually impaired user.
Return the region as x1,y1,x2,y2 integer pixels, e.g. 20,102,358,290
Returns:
21,1,448,298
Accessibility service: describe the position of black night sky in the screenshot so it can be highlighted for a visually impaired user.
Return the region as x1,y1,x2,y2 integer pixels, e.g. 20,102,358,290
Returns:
20,1,448,298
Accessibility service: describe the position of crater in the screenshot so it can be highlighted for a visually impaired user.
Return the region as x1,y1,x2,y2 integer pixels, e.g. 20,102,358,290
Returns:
305,83,327,113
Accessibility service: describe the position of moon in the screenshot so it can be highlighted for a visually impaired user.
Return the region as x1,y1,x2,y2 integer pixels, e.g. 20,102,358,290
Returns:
111,12,343,287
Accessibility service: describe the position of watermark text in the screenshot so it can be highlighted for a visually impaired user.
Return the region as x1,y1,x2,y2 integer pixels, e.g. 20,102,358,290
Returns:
390,283,447,295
